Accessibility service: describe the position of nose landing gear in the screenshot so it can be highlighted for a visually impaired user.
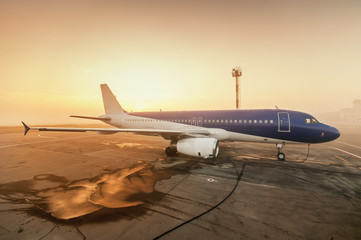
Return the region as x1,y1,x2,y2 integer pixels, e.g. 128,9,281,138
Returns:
276,143,286,161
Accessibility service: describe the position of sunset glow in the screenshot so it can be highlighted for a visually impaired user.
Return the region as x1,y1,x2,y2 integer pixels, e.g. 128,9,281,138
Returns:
1,0,360,125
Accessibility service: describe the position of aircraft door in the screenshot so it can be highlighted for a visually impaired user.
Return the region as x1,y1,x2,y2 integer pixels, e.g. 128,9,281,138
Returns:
278,112,290,132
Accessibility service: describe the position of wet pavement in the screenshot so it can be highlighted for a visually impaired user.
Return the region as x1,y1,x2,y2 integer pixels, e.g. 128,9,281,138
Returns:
0,125,360,239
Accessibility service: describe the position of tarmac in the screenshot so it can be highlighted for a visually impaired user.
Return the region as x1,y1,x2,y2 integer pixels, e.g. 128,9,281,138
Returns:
0,124,360,240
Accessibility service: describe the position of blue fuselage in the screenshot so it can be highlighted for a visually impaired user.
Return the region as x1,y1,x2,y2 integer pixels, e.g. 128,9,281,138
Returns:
130,109,340,144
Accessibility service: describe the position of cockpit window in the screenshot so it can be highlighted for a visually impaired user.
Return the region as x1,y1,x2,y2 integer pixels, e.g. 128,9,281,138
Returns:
305,118,319,124
311,118,319,124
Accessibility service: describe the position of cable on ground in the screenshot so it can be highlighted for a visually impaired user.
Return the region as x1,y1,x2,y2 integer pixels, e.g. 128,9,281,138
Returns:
153,159,246,240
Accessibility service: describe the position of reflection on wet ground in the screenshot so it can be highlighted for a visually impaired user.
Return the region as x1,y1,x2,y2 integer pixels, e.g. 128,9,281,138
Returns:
0,159,197,220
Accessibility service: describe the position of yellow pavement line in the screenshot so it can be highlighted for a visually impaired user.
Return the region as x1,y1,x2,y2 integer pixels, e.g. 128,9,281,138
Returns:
335,155,351,164
334,155,361,170
307,160,350,166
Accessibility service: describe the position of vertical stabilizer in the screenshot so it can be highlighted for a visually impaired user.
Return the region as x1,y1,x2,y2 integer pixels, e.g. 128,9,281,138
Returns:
100,84,125,114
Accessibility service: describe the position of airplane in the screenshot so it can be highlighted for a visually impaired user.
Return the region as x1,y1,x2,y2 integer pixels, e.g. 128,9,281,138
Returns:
22,84,340,160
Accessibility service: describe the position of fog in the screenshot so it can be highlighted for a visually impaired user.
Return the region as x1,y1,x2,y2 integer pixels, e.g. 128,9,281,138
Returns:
1,0,360,126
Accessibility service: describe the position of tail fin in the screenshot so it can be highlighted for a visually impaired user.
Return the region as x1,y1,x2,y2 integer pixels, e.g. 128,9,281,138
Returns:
100,84,126,114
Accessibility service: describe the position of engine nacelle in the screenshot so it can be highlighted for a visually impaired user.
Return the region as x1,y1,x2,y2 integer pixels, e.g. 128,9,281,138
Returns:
176,138,219,158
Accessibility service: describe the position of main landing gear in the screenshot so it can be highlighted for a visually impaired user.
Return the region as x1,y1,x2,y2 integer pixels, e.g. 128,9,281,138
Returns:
276,143,286,161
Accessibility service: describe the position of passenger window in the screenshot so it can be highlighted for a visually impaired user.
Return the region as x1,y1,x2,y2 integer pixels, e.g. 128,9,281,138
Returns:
305,118,311,124
259,120,263,123
221,120,224,123
248,120,252,123
270,120,274,124
265,120,268,123
225,120,228,123
254,120,257,123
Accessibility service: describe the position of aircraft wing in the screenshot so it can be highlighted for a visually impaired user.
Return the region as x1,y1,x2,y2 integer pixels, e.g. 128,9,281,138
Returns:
21,122,210,140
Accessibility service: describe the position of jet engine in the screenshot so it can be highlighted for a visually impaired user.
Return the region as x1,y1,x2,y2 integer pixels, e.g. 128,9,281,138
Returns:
176,138,219,158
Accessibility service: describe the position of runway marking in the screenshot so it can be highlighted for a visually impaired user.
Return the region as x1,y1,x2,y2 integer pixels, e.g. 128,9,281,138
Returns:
0,136,88,149
335,140,361,150
333,155,361,170
310,160,350,166
335,155,351,164
37,134,58,139
325,146,361,160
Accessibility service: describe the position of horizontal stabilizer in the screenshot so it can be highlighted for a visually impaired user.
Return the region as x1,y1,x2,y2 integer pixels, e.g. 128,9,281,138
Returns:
69,115,111,121
22,121,30,135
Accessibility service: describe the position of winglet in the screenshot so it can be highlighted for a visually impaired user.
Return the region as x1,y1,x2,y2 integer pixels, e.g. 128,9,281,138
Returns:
22,121,30,135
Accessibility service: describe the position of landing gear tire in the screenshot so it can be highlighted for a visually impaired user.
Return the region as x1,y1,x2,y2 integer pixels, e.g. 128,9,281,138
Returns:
165,146,177,156
277,152,286,161
276,143,286,161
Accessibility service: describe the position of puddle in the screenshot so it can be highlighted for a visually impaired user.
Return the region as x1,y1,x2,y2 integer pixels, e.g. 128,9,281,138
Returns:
115,143,156,149
0,159,198,220
116,143,143,148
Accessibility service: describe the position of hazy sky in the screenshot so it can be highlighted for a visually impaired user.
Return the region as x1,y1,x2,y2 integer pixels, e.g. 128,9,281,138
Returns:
1,0,360,125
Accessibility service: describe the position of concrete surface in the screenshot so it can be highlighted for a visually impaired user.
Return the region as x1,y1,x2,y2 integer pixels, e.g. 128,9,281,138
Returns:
0,125,360,240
